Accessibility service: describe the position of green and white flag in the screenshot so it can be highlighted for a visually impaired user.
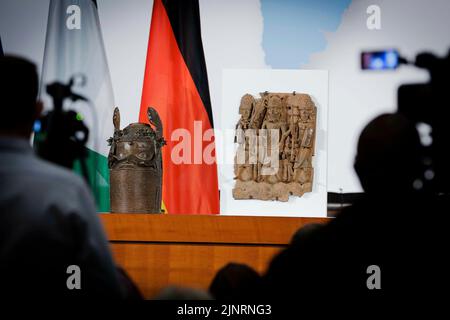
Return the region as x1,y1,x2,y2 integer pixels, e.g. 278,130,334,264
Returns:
41,0,113,211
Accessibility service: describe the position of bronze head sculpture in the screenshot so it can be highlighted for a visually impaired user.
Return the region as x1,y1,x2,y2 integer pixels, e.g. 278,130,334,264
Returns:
108,107,166,213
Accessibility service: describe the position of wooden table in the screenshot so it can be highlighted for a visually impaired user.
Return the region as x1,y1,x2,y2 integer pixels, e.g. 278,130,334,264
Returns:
100,214,330,299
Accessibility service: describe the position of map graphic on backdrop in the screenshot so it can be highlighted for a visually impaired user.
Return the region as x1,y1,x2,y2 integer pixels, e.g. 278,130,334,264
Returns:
261,0,351,69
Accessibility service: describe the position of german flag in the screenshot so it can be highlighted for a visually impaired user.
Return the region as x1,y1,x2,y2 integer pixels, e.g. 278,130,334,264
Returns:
139,0,219,214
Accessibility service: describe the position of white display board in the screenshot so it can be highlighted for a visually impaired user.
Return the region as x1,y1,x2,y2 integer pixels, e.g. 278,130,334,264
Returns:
218,69,328,217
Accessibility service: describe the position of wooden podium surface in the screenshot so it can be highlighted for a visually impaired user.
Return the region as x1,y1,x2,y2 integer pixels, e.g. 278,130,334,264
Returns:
100,214,329,299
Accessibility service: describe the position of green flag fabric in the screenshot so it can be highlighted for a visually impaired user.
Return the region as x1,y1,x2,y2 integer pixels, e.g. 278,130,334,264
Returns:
40,0,114,211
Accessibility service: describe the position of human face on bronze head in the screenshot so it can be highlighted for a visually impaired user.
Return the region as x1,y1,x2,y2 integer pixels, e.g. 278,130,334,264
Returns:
300,108,310,121
240,107,252,120
287,104,300,117
114,140,155,168
267,105,282,121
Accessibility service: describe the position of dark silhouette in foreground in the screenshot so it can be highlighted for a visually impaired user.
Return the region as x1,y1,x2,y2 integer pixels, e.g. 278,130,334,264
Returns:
209,263,263,300
263,113,449,301
0,56,127,298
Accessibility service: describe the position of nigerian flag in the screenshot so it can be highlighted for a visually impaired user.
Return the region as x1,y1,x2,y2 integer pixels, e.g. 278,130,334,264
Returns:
40,0,113,212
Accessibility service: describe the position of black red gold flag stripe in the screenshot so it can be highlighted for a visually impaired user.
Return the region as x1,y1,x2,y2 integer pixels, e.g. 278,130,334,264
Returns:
161,0,214,127
139,0,219,214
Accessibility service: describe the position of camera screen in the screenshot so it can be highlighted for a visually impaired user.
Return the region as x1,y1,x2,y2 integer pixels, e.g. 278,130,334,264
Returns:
361,50,399,70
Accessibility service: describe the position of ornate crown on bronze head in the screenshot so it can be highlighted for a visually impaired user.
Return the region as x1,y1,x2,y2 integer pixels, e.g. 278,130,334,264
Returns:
107,107,166,170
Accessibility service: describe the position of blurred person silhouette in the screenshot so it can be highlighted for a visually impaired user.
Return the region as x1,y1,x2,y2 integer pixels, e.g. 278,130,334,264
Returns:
0,55,125,298
354,113,423,196
154,286,212,300
209,263,263,300
290,223,322,246
263,113,448,302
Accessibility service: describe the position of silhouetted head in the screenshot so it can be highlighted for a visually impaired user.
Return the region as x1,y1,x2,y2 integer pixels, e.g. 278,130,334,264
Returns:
0,55,42,137
209,263,262,300
154,286,212,300
291,223,322,246
354,113,423,195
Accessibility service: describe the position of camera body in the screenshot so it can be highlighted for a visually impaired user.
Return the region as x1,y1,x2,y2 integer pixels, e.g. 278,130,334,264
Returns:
398,52,450,123
363,49,450,193
398,51,450,193
34,78,89,172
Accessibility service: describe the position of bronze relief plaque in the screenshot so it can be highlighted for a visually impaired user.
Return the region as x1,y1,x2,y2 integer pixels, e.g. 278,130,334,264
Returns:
233,92,317,201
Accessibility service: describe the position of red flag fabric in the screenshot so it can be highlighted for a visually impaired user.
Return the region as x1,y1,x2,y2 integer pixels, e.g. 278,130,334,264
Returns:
139,0,219,214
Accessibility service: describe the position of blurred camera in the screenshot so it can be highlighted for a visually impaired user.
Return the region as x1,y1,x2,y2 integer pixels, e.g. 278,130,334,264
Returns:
362,49,450,193
34,76,90,178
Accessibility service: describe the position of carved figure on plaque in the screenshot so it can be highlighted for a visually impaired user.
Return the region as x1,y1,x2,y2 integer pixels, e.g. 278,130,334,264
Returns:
232,92,317,201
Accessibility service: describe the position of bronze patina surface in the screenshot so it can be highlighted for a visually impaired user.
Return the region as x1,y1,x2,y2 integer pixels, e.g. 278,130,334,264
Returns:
108,107,166,213
233,92,317,201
